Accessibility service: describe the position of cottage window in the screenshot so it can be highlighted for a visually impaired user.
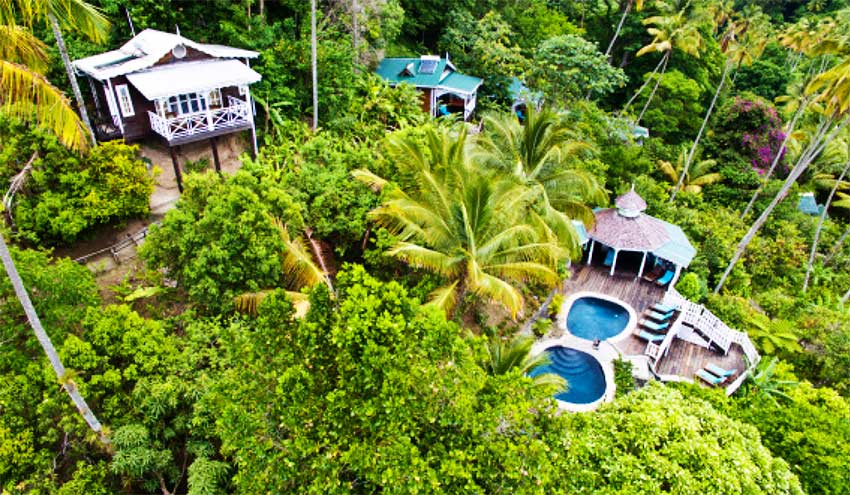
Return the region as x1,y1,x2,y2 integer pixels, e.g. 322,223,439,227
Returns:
208,89,222,107
115,85,135,117
168,93,208,115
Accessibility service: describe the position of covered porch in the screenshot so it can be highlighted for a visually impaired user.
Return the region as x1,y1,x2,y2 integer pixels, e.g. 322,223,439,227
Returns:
583,188,696,288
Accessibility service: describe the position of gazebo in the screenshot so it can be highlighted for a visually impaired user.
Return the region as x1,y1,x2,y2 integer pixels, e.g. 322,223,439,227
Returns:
583,188,696,286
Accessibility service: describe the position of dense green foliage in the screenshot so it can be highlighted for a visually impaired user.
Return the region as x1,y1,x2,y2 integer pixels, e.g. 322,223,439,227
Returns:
0,118,154,245
4,0,850,492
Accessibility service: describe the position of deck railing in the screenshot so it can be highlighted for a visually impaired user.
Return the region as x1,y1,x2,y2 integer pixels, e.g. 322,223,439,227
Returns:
148,96,250,142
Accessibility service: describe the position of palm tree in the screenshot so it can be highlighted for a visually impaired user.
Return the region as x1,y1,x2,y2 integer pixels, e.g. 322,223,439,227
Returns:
0,22,89,150
714,56,850,293
744,356,798,403
659,147,721,196
1,0,110,146
311,0,318,130
622,1,706,124
803,136,850,292
234,218,333,316
483,335,567,391
604,0,644,61
354,127,566,318
476,107,607,245
744,313,801,354
0,232,109,446
673,11,769,202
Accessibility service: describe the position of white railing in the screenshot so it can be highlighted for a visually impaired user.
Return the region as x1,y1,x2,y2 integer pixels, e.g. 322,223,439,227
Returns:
148,97,250,141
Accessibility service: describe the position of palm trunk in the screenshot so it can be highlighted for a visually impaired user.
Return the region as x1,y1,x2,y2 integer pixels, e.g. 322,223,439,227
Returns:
825,222,850,264
843,285,850,304
802,156,850,292
48,13,96,147
622,54,666,114
741,98,807,219
311,0,318,131
715,117,847,294
0,233,108,446
672,59,730,202
636,52,669,125
605,1,633,60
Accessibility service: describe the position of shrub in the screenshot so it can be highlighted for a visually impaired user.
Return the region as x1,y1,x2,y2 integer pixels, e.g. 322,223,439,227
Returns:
0,118,155,245
548,293,565,318
532,318,551,337
676,272,705,302
613,358,635,397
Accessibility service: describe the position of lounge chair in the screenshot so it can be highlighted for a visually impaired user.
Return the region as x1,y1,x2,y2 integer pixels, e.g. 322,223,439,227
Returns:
655,269,675,286
706,363,736,378
639,319,669,333
645,309,673,322
696,369,725,386
652,303,678,314
642,265,664,282
603,249,615,267
637,331,665,343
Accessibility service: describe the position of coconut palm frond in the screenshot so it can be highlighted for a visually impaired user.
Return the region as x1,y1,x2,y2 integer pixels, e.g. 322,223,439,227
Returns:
424,281,459,315
0,60,88,150
271,218,326,290
0,24,48,71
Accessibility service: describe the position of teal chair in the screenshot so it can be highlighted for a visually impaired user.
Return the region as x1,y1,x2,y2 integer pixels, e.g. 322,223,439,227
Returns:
639,319,669,333
637,331,665,343
706,363,736,378
652,303,678,314
603,249,615,267
656,270,675,286
696,369,725,386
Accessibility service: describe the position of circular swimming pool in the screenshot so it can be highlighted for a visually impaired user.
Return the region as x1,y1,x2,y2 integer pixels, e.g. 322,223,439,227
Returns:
529,346,607,404
566,296,631,341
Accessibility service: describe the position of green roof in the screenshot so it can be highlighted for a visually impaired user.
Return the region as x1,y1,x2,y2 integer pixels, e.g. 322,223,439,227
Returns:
375,57,482,94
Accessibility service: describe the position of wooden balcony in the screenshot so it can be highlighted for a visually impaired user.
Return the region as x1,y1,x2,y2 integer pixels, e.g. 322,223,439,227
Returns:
148,96,252,145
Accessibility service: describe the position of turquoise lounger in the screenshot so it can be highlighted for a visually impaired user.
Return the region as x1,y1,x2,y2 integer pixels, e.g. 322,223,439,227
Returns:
696,369,725,386
639,319,669,332
652,303,678,314
646,309,673,322
656,270,675,286
603,249,615,267
637,331,665,343
706,363,736,377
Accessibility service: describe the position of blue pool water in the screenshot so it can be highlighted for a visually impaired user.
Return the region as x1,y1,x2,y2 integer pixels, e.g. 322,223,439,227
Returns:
566,296,630,340
529,346,607,404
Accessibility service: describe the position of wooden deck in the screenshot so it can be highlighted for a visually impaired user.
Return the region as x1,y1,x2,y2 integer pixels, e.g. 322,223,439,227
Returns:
562,264,748,388
654,338,745,379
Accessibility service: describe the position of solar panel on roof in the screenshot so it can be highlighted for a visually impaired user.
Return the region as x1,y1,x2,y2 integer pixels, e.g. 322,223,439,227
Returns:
419,59,438,74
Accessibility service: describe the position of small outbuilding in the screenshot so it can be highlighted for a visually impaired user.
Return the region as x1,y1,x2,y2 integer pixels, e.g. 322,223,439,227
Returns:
584,188,696,287
375,55,483,120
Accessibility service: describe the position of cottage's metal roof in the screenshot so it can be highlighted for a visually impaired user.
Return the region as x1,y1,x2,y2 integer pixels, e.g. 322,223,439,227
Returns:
797,192,820,216
73,29,258,80
125,59,261,100
375,57,482,95
614,189,647,211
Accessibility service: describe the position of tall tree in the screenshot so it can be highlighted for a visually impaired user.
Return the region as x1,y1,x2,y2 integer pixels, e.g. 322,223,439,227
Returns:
603,0,644,61
622,1,706,124
311,0,318,130
803,137,850,292
715,57,850,293
0,21,89,150
673,11,767,202
476,106,607,243
354,127,566,317
0,232,108,446
1,0,110,146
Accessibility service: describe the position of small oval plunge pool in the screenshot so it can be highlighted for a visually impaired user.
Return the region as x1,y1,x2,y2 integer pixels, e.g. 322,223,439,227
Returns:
566,296,631,341
529,346,607,405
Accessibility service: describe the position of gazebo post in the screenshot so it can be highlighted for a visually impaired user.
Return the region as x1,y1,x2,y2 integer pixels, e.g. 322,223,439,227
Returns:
609,249,619,276
669,265,682,290
638,251,648,279
587,239,595,265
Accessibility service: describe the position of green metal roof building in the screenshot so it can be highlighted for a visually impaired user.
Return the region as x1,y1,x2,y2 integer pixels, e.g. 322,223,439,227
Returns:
375,55,483,120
